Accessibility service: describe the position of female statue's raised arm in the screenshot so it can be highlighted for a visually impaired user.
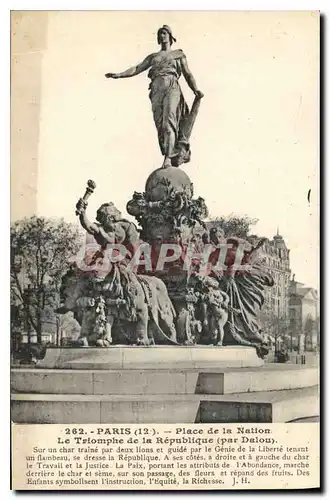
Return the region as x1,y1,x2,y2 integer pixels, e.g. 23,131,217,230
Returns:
105,54,153,79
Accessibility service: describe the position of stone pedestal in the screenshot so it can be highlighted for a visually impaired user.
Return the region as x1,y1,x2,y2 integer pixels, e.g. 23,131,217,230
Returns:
11,347,319,425
37,345,264,370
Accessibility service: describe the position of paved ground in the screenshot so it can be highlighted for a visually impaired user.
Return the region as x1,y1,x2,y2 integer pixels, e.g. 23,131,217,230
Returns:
289,416,320,422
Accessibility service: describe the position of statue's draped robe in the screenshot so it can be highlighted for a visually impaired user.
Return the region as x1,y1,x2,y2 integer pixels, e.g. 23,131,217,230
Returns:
221,266,274,356
148,50,190,159
208,237,274,358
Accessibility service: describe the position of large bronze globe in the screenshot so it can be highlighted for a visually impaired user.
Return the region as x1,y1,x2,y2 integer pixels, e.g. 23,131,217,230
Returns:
145,167,194,202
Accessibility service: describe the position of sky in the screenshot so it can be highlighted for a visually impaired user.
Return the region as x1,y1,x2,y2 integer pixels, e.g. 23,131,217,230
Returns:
35,11,319,289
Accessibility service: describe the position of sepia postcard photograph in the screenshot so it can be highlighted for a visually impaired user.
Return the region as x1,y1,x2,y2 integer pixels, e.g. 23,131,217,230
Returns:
10,9,320,491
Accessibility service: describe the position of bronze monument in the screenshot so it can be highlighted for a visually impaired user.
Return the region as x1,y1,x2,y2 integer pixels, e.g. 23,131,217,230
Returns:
59,26,273,358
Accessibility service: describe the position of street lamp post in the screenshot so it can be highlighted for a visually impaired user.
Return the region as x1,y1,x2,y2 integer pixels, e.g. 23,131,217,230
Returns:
23,285,33,344
55,314,61,346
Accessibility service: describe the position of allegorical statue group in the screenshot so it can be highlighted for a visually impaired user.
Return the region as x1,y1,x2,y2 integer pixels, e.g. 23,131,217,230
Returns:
59,26,274,358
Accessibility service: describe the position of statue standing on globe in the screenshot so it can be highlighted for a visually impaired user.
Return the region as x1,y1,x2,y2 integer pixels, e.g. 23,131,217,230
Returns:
105,25,204,169
58,24,272,357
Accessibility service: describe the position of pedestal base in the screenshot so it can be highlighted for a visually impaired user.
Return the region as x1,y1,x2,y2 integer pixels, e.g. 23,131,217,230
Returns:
11,355,319,424
11,386,319,424
37,345,264,370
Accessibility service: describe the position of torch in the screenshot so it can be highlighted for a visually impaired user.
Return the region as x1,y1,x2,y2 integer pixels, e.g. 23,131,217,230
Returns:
75,179,97,215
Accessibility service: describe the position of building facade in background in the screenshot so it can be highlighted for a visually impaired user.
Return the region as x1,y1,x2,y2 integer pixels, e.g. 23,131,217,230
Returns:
254,231,319,351
250,230,291,342
289,278,319,350
261,230,291,322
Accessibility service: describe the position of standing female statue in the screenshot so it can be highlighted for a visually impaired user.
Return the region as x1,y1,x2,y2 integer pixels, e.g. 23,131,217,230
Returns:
105,25,204,168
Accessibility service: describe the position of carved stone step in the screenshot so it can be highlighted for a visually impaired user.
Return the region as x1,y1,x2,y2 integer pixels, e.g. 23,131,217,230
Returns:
36,346,264,370
195,365,319,395
196,385,319,424
11,364,319,396
11,385,319,424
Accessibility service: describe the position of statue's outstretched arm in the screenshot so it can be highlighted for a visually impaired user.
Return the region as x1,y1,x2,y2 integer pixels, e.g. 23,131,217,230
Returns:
76,199,100,237
181,56,204,98
105,54,153,79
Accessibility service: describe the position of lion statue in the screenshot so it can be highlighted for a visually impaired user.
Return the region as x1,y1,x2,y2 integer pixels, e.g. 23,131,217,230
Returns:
58,200,178,347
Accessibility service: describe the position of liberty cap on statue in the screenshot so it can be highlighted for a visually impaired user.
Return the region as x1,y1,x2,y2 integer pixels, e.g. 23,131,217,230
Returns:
105,25,204,169
157,25,177,43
